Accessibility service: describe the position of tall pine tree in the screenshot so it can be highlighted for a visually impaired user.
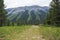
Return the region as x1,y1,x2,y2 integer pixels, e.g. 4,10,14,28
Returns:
0,0,7,26
47,0,60,26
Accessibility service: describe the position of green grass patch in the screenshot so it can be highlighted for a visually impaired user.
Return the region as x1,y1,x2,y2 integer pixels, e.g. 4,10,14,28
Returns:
0,25,31,40
39,25,60,40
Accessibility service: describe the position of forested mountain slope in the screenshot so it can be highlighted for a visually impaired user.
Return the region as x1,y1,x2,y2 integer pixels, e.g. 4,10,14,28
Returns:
6,5,49,25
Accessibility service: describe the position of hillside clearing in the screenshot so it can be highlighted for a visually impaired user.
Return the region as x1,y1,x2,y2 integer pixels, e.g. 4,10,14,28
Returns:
0,25,45,40
0,25,30,40
15,25,45,40
39,25,60,40
0,25,60,40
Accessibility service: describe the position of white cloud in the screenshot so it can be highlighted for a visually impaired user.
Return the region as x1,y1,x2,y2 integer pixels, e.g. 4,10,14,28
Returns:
4,0,52,8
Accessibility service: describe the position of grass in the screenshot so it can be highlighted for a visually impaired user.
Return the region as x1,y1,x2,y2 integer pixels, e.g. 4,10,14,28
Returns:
0,25,31,40
0,25,60,40
39,25,60,40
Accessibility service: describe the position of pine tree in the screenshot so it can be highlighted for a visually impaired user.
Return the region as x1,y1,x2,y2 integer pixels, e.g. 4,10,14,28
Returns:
47,0,60,26
0,0,7,26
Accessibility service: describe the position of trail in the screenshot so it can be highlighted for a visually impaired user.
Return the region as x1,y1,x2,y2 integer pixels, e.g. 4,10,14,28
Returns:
12,25,45,40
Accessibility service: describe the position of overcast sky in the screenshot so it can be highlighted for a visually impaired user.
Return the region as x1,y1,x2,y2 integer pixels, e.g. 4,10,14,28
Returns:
4,0,52,8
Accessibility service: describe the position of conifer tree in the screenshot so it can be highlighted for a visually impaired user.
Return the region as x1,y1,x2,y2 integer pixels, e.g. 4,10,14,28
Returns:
47,0,60,26
0,0,7,26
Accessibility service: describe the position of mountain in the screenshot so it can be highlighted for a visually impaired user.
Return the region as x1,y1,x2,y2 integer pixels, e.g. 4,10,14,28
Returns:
6,5,49,25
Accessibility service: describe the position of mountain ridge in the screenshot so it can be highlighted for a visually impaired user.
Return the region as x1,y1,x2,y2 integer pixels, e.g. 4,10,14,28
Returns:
6,5,49,25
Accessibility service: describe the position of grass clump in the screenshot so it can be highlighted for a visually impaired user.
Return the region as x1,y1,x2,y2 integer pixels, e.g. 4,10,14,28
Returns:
0,25,31,40
39,25,60,40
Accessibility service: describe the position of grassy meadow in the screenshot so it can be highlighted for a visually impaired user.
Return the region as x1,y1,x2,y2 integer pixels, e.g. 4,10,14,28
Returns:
39,25,60,40
0,25,60,40
0,25,31,40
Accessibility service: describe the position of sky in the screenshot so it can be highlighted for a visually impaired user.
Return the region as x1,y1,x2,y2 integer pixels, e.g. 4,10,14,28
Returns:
4,0,52,8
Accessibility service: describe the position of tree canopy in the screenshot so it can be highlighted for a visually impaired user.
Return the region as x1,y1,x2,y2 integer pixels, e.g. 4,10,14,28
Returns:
47,0,60,26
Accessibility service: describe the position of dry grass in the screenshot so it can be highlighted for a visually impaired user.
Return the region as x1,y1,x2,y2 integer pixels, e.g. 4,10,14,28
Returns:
0,25,30,40
39,25,60,40
0,25,45,40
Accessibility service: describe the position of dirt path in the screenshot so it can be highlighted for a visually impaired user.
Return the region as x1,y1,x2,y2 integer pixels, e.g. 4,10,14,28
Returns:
12,25,45,40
